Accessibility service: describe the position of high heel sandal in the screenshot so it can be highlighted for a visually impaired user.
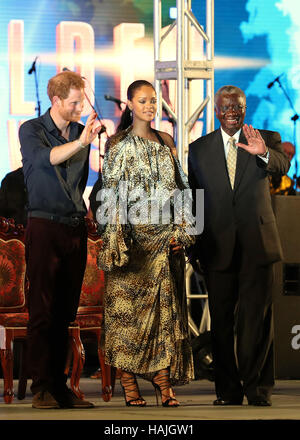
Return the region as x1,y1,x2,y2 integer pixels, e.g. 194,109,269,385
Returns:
120,371,147,407
152,369,179,407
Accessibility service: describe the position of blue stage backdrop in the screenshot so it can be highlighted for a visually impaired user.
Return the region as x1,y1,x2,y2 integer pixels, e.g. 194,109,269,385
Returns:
0,0,299,200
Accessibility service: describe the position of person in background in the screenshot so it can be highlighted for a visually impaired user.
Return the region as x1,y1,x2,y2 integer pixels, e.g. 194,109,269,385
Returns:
269,141,296,195
0,167,27,226
188,85,290,407
19,70,101,409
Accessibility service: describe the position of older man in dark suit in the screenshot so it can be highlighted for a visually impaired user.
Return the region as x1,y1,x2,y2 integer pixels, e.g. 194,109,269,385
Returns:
188,85,290,406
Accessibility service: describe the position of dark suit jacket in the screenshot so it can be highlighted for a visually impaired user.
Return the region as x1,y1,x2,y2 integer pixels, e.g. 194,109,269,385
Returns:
188,128,290,270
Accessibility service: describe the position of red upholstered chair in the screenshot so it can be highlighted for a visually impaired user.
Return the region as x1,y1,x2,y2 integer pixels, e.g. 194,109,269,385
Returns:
0,217,28,403
0,217,83,403
70,218,114,402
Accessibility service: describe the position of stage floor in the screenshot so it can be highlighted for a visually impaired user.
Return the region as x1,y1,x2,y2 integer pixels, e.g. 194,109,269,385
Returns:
0,378,300,427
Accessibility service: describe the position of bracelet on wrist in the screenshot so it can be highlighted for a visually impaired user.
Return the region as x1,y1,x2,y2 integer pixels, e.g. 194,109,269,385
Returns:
77,139,85,149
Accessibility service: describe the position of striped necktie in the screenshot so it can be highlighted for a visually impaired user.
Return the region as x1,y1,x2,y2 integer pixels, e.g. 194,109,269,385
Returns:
227,137,237,189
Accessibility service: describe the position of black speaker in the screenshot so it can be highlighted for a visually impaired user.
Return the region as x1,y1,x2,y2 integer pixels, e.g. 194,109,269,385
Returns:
272,195,300,379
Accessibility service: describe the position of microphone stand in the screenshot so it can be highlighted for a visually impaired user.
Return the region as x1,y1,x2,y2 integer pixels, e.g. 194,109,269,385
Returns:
275,78,299,190
83,79,107,174
162,103,176,138
29,60,41,117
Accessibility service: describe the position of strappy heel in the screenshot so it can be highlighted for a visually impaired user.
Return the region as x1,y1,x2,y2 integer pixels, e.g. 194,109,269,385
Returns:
152,369,179,407
120,371,146,407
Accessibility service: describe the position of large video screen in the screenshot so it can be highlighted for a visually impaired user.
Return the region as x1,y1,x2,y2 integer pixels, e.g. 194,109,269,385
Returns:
1,0,299,198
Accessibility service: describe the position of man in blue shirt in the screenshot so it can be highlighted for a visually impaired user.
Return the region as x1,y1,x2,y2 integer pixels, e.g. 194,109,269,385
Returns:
19,71,101,409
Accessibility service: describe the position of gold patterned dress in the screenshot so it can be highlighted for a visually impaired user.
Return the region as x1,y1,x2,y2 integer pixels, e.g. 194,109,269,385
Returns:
97,128,194,385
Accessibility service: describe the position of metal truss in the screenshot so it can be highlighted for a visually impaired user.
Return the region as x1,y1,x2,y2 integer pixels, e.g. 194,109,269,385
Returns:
153,0,214,172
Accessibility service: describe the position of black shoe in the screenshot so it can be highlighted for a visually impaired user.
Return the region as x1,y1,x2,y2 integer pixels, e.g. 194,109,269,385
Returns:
248,398,271,407
55,388,95,409
151,369,179,407
213,398,243,406
120,372,147,407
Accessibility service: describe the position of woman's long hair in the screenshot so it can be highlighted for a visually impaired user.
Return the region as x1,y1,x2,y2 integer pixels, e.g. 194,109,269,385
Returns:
116,105,132,133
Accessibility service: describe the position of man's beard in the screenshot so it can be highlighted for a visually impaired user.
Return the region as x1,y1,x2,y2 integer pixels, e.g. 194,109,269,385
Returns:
60,109,81,122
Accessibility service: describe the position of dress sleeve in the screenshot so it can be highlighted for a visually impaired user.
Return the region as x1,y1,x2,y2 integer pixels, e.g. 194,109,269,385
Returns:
97,140,131,271
172,155,196,247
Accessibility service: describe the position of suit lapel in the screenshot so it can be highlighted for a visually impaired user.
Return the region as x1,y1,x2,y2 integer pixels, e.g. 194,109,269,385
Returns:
197,128,250,193
234,129,250,191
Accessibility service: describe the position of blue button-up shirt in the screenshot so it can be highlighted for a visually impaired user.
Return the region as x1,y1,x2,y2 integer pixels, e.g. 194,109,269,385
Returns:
19,108,90,217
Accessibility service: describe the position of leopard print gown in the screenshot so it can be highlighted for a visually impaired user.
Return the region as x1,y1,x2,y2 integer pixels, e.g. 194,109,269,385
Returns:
97,129,195,385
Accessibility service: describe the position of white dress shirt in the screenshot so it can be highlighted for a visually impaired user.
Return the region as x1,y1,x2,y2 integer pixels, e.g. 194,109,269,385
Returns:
221,128,241,159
